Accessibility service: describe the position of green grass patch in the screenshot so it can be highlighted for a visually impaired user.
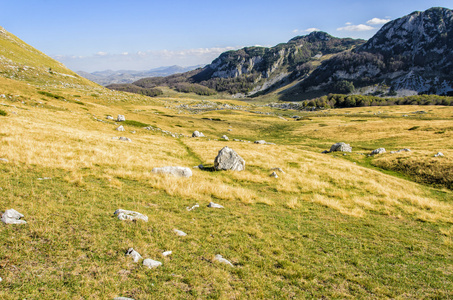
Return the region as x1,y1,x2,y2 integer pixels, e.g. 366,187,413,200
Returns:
37,91,64,99
0,109,7,116
122,120,150,127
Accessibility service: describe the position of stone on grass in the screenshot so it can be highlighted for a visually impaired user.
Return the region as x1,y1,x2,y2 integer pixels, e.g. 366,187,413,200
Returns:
114,209,148,222
192,131,205,137
434,152,444,157
152,166,192,178
207,202,224,209
162,251,172,257
186,204,199,211
214,254,234,267
270,167,285,174
0,158,8,162
116,125,125,132
390,148,411,154
330,142,352,152
117,115,126,122
119,137,131,142
1,209,26,224
270,172,278,178
143,258,162,268
106,115,114,120
114,297,135,300
254,140,266,144
126,248,143,262
173,229,187,236
371,148,386,155
221,135,229,140
214,147,245,171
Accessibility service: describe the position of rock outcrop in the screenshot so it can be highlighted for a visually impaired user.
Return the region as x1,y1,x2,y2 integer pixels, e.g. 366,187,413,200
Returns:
329,142,352,152
152,166,193,178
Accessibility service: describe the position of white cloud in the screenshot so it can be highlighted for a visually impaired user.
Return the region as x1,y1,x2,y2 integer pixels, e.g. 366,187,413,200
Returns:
366,18,391,25
293,28,321,34
337,24,375,31
52,46,241,72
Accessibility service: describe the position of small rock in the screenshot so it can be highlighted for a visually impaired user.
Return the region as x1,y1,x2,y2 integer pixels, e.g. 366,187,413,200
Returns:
270,172,278,178
321,150,329,154
116,125,125,132
214,147,245,171
329,142,352,152
114,297,135,300
1,209,26,224
227,129,232,131
214,254,234,267
207,202,224,208
186,204,199,211
114,209,148,222
126,248,143,262
173,229,187,236
117,115,126,122
37,177,51,180
434,152,444,157
162,251,172,257
270,167,285,173
0,158,8,162
106,115,114,120
192,131,205,137
152,166,192,178
254,140,266,144
370,148,386,155
221,135,229,140
143,258,162,268
119,137,131,142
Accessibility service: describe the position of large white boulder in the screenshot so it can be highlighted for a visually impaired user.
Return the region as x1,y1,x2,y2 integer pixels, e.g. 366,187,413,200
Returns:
1,209,26,224
330,142,352,152
114,209,148,222
152,166,193,178
214,147,245,171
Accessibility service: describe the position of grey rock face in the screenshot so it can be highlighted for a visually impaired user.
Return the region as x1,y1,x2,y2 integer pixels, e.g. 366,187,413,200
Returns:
114,209,148,222
214,147,245,171
330,142,352,152
126,248,143,262
1,209,26,224
117,115,126,122
143,258,162,268
152,166,193,178
207,202,224,208
192,131,205,137
214,254,234,267
371,148,386,155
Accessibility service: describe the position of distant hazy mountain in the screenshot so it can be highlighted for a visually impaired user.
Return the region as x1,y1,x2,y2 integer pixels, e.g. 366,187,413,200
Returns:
77,65,204,86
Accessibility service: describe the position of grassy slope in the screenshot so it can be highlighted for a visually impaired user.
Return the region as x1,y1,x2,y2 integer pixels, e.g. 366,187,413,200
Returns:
0,28,452,299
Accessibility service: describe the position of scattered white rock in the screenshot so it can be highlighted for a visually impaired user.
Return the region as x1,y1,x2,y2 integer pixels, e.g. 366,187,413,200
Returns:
1,209,26,224
0,158,8,162
221,135,229,140
214,146,245,171
214,254,234,267
173,229,187,236
270,172,278,178
162,251,172,257
330,142,352,152
371,148,386,155
106,115,114,120
143,258,162,268
186,203,199,211
227,129,232,131
37,177,51,180
390,148,411,154
126,248,143,262
207,202,224,209
114,297,135,300
254,140,266,144
152,166,192,178
192,131,205,137
119,137,131,142
271,167,285,174
116,125,125,132
114,209,148,222
117,115,126,122
434,152,444,157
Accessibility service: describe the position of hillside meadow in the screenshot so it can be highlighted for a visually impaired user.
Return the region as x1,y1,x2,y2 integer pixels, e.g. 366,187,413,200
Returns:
0,77,452,299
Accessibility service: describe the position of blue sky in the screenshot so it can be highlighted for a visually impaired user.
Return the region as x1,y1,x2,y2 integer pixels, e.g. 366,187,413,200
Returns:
1,0,452,72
